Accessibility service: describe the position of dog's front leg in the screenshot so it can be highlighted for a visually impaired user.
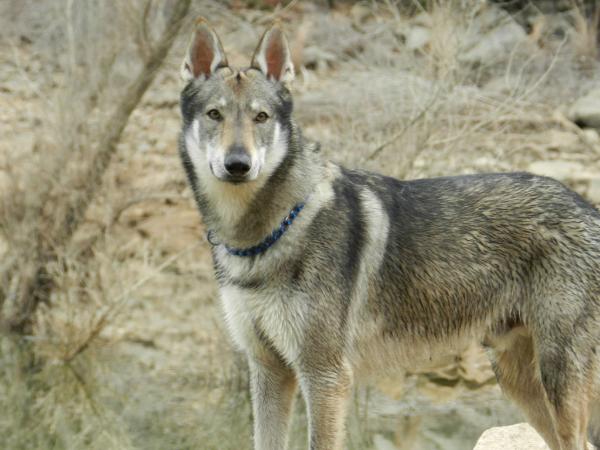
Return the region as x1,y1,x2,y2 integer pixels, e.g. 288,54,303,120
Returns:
300,364,353,450
249,355,297,450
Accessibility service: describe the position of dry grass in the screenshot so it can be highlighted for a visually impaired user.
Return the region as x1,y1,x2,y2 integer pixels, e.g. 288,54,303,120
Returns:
570,0,600,62
1,1,600,449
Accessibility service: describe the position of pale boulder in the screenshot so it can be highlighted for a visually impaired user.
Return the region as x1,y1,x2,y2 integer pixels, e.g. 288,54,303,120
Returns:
405,26,430,51
459,4,527,66
588,178,600,205
473,423,548,450
568,88,600,129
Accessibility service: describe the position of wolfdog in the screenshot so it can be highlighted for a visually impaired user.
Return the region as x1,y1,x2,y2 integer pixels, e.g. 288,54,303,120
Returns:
178,18,600,450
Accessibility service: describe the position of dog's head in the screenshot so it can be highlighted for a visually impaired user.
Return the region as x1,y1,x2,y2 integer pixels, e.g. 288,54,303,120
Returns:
180,18,294,185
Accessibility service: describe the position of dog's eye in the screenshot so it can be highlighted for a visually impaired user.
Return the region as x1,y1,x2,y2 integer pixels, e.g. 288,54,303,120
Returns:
254,112,269,123
207,109,222,121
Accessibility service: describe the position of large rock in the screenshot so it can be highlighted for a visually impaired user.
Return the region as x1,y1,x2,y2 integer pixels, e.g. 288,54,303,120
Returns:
473,423,548,450
459,4,528,66
527,160,598,181
405,25,431,51
568,88,600,129
373,434,399,450
588,178,600,205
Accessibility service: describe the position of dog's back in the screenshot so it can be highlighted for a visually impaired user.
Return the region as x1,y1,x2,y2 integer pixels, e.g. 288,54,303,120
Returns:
345,170,600,342
296,169,600,369
292,168,600,448
349,169,600,448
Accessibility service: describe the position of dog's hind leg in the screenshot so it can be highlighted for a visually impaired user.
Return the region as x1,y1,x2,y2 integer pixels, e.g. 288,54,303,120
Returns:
537,343,592,450
533,306,599,450
586,354,600,449
487,327,561,449
588,397,600,449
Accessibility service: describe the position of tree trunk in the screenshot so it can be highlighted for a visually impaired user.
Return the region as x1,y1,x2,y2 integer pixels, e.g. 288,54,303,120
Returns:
2,0,191,334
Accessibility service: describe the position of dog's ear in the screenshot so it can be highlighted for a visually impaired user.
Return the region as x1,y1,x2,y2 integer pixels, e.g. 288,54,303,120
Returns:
251,23,294,84
181,18,228,82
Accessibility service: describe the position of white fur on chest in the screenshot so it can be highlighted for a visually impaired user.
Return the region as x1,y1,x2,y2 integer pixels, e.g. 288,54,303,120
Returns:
220,285,308,364
213,165,337,364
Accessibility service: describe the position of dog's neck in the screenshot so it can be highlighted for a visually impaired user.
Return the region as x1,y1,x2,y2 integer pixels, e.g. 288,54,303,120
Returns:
196,122,321,248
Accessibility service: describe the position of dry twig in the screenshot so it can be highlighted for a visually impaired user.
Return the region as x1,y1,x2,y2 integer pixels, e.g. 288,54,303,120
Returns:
1,0,191,333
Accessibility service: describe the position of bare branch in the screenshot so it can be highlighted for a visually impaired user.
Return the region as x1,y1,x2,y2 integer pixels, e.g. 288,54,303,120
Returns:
2,0,191,333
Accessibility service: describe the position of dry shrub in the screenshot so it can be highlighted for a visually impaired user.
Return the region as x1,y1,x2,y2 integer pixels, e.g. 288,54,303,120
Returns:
0,1,193,448
295,0,596,184
571,0,600,62
0,1,599,449
0,0,191,330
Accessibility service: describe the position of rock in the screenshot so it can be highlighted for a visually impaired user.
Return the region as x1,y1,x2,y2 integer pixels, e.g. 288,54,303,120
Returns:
546,129,580,151
399,12,432,52
460,4,527,66
473,423,548,450
376,373,407,402
0,169,11,192
1,77,27,94
457,343,496,386
144,87,178,108
302,46,337,72
373,434,398,450
406,26,431,51
126,205,203,253
588,178,600,204
9,133,36,155
0,235,7,260
527,160,588,180
350,3,372,25
526,12,574,50
568,88,600,129
412,12,432,29
582,128,600,145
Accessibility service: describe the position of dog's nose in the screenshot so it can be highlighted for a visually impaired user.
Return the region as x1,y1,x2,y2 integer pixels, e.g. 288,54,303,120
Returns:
224,146,251,177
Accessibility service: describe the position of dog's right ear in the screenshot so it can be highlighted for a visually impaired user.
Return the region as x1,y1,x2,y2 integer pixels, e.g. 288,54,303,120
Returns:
181,18,228,82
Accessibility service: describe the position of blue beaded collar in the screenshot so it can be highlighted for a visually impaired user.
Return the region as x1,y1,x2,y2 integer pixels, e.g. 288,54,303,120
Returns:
207,202,305,257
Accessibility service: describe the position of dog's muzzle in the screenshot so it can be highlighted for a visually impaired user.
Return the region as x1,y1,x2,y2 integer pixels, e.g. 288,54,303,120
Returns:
222,145,252,183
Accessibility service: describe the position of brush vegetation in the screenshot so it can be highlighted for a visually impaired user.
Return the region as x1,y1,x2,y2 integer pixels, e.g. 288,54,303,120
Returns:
1,1,600,449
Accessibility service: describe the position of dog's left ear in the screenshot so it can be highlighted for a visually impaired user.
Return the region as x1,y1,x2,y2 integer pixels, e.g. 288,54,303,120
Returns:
181,18,228,82
251,23,294,84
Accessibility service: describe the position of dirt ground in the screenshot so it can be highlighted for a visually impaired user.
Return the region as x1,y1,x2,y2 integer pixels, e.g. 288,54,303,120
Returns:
2,1,600,449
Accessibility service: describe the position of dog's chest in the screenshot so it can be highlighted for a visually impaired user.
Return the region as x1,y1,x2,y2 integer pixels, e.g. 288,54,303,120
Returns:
219,284,307,363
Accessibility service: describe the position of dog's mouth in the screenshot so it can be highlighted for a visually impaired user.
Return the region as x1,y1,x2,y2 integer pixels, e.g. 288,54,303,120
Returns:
221,174,249,184
209,162,254,184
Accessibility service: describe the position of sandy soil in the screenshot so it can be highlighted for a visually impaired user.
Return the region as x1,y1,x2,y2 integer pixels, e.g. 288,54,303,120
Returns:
2,2,600,449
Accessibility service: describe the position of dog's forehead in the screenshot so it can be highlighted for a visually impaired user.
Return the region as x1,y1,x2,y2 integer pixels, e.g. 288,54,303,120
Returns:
188,67,281,113
216,68,279,106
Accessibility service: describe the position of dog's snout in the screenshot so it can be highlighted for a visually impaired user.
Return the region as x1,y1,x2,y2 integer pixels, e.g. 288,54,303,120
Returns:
224,146,251,177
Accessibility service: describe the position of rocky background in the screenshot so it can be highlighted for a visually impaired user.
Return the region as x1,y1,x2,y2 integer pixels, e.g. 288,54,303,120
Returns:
1,1,600,449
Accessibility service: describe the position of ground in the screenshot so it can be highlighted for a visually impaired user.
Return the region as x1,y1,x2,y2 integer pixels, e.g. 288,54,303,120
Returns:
1,1,600,449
